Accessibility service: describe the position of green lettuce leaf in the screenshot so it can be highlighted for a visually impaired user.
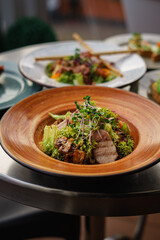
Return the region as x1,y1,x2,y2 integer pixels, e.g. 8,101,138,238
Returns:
42,125,59,154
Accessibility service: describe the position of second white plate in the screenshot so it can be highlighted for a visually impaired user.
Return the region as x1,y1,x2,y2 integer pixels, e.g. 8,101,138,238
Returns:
105,33,160,69
19,40,146,88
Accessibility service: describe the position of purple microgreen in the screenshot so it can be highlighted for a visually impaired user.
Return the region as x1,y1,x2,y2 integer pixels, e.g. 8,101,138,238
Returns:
101,116,108,120
81,117,84,138
76,117,83,139
97,129,103,140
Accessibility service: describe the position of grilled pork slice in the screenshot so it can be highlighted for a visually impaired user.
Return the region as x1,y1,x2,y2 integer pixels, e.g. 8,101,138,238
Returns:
92,129,118,164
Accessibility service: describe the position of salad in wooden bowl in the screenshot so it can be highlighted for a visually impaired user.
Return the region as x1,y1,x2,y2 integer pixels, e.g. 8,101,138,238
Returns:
41,95,134,164
1,86,160,177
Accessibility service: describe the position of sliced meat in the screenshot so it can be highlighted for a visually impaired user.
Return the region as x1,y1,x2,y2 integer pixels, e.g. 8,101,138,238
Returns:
57,66,72,73
73,64,90,75
55,137,75,154
57,119,68,130
64,149,85,164
55,136,67,149
72,150,85,164
92,129,118,164
80,51,92,58
53,118,64,126
70,142,78,151
55,135,85,164
59,138,74,154
115,130,128,143
92,129,111,142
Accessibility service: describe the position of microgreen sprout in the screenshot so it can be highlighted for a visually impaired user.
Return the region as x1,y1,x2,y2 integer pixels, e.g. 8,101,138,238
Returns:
70,96,114,144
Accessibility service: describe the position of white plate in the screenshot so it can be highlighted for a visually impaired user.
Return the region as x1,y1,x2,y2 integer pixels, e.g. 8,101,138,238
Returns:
19,40,146,88
139,70,160,101
104,33,160,69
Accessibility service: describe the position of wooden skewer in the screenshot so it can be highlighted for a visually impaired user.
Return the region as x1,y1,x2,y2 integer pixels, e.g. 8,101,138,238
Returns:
35,49,137,61
93,49,138,56
72,32,123,77
72,33,94,54
35,55,70,61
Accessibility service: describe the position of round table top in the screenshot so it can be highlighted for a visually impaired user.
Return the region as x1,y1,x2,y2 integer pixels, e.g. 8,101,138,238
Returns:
0,44,160,217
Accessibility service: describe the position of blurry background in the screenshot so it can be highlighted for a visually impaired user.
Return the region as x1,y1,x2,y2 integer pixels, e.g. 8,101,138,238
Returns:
0,0,126,43
1,0,160,51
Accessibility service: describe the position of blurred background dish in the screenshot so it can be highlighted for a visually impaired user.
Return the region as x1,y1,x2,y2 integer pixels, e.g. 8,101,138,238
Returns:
0,61,42,111
104,33,160,69
19,41,146,88
139,70,160,104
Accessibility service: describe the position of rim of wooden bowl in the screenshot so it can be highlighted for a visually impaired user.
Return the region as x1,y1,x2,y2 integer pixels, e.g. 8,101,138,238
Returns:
1,86,160,177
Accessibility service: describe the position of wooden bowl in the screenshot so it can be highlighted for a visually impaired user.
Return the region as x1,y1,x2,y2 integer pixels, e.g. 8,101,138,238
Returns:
1,86,160,177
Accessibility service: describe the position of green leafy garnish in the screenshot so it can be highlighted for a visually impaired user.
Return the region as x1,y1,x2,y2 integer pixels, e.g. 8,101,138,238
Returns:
49,113,65,120
74,48,80,59
45,62,53,77
156,78,160,94
117,139,134,159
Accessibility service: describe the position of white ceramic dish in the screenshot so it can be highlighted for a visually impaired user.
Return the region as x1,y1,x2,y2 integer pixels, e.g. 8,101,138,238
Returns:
139,70,160,103
19,40,146,88
104,33,160,69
